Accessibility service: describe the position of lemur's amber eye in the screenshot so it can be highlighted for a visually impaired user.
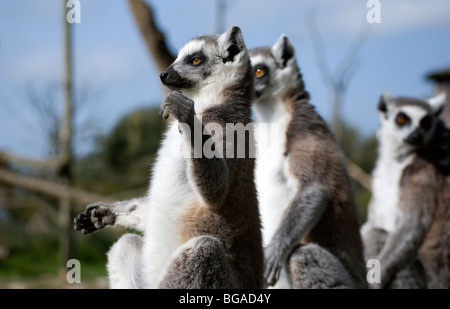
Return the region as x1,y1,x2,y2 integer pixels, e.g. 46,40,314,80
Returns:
192,57,202,65
395,112,410,126
255,68,265,78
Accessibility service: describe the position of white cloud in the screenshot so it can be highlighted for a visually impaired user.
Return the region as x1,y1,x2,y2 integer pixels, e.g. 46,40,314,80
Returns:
318,0,450,36
228,0,450,39
377,0,450,33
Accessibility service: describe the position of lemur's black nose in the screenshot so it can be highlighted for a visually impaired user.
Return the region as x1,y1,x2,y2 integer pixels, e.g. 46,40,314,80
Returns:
405,129,424,146
160,72,169,81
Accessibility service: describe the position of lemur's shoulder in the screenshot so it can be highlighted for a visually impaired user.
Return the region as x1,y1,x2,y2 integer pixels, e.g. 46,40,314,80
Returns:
283,89,337,152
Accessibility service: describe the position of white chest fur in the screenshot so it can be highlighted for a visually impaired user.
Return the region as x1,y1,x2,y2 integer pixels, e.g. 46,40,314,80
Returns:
254,102,299,289
370,151,412,233
255,103,298,246
142,122,197,287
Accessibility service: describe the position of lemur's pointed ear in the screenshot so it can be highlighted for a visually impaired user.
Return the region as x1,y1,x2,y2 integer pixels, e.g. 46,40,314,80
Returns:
428,93,446,116
378,91,392,115
271,35,295,68
219,26,245,63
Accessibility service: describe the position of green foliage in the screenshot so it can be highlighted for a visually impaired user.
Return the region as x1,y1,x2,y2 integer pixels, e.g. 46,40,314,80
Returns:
74,106,166,195
0,105,165,287
339,124,378,175
0,213,116,288
101,106,166,171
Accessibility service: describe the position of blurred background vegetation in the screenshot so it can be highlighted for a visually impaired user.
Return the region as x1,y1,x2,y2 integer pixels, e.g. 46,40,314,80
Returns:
0,106,166,288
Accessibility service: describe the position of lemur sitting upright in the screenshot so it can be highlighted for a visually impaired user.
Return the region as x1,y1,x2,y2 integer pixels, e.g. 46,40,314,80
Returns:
361,92,450,289
74,26,264,289
249,35,366,289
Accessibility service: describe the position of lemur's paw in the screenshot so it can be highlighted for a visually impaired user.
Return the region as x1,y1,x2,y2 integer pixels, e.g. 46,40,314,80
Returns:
161,91,195,124
264,245,284,287
73,202,116,235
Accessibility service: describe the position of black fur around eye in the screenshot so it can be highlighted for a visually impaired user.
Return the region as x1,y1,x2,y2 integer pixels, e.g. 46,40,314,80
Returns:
420,115,433,131
186,52,206,66
395,112,410,127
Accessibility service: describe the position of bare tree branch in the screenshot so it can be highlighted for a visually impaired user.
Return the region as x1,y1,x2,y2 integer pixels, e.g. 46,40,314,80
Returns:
0,167,115,206
2,193,59,222
23,82,62,155
0,151,66,171
306,12,371,142
306,12,372,190
346,159,372,191
128,0,176,74
334,24,371,84
306,12,335,89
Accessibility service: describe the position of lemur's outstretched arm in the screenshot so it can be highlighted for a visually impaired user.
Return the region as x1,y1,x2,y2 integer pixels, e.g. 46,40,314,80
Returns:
74,197,148,234
74,92,230,234
265,183,328,286
161,91,229,209
376,179,434,288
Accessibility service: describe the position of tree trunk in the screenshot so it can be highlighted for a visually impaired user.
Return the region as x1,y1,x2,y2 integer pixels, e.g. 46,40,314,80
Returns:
59,1,74,271
331,88,343,143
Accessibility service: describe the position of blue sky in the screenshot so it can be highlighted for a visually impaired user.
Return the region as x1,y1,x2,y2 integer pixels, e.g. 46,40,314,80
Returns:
1,0,449,159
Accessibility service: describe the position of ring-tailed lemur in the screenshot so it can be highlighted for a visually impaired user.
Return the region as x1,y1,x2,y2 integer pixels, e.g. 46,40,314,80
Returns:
361,92,450,289
74,26,264,289
249,35,366,289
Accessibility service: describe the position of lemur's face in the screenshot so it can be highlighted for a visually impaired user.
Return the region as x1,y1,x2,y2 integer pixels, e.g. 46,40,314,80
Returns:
249,35,298,101
160,26,249,97
378,93,446,150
